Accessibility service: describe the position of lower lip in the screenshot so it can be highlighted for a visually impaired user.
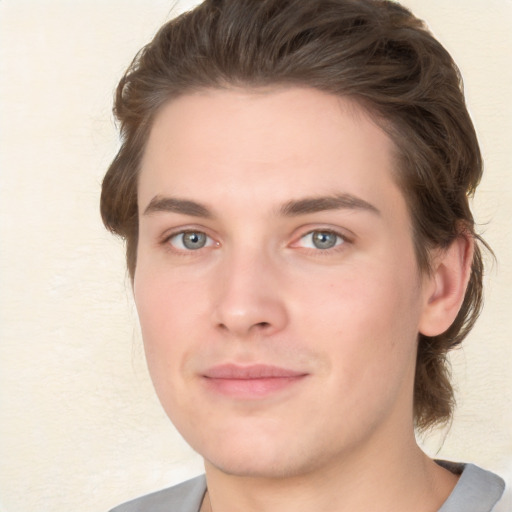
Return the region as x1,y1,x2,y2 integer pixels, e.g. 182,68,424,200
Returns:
203,376,306,399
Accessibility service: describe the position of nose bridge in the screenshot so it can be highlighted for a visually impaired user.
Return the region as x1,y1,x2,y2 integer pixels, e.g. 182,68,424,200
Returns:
212,241,288,337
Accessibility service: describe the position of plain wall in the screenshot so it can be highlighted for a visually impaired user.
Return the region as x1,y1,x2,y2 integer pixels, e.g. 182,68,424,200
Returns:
0,1,511,511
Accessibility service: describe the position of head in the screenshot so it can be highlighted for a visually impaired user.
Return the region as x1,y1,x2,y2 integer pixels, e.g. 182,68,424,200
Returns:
101,0,485,435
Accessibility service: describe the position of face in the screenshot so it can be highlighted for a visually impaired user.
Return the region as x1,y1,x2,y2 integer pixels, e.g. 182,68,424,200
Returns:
135,87,432,478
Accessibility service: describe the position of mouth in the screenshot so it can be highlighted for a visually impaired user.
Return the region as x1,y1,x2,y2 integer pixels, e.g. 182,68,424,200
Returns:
202,364,308,399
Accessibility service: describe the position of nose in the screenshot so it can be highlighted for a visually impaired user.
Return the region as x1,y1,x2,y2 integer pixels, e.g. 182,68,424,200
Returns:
212,248,288,338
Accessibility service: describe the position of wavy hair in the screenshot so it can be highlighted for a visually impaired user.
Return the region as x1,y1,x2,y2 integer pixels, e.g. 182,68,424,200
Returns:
101,0,487,431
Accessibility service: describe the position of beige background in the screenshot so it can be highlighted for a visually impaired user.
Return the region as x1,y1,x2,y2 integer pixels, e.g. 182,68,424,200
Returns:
0,1,511,511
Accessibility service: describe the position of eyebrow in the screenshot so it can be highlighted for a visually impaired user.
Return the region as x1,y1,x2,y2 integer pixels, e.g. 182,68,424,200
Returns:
142,193,380,218
143,196,213,218
279,194,380,217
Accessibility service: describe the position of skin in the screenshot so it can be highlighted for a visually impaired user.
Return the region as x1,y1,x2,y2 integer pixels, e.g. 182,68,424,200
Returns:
135,87,471,512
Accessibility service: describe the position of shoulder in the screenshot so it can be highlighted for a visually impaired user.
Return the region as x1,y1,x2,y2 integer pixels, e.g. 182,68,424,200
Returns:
437,462,505,512
109,475,207,512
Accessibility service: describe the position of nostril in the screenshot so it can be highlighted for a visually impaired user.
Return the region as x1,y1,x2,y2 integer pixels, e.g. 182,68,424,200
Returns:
256,322,271,329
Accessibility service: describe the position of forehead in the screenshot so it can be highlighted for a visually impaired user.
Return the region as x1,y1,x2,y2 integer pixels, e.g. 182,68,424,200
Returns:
139,87,404,220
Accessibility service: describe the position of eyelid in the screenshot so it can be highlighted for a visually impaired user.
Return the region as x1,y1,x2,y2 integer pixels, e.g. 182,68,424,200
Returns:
300,231,343,249
160,226,219,252
290,226,354,251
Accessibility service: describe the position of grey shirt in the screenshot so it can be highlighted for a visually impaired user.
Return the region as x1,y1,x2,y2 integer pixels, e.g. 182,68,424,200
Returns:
109,463,505,512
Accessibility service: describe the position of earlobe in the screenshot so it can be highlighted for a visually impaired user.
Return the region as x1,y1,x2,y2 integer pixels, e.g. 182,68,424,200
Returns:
418,233,474,337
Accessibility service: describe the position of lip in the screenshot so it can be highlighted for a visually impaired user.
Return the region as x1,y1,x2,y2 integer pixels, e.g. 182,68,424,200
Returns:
202,364,308,399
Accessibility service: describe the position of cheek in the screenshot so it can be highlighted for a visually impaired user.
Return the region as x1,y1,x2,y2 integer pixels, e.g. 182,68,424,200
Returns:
135,262,206,332
133,273,205,423
296,260,419,328
293,260,422,379
133,270,201,379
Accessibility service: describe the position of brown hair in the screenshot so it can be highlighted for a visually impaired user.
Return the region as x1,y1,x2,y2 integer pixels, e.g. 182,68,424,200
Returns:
101,0,487,431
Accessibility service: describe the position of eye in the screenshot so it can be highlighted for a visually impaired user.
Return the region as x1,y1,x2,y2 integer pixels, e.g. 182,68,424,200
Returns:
168,231,216,251
298,230,344,250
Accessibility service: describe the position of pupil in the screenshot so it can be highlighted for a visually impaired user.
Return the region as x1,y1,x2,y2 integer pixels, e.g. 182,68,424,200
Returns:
313,231,337,249
183,232,206,249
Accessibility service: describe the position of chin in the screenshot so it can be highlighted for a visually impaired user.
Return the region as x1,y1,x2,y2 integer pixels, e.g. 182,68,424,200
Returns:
198,432,330,480
205,453,311,480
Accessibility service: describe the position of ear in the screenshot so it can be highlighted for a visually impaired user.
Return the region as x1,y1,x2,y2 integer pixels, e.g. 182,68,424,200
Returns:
418,233,474,337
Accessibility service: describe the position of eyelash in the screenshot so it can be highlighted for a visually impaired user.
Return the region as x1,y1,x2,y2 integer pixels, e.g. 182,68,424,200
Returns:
292,228,350,254
160,228,351,255
161,229,217,253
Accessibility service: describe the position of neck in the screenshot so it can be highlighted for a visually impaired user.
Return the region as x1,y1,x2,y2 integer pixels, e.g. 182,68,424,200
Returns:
202,432,458,512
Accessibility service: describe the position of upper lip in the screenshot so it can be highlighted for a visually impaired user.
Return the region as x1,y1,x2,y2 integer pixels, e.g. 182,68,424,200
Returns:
203,364,307,379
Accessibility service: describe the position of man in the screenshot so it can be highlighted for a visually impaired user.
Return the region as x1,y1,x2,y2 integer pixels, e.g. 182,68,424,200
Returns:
101,0,505,510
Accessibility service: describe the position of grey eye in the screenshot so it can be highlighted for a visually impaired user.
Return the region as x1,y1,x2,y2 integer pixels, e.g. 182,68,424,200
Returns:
169,231,213,250
297,230,344,250
182,232,208,250
311,231,339,249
